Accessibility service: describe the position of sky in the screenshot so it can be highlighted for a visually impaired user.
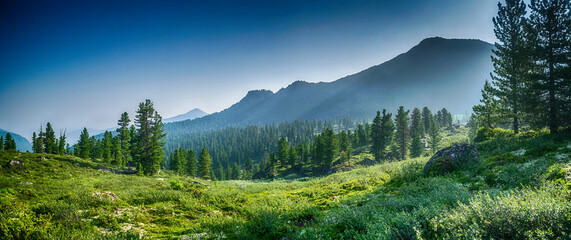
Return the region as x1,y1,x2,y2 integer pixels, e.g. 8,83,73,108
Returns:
0,0,497,140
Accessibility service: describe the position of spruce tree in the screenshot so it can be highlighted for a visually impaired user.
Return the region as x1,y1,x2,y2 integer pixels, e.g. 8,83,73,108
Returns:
491,0,528,133
31,133,36,153
394,106,410,160
102,131,112,163
528,0,571,132
117,112,131,167
409,108,424,158
78,128,91,159
4,133,16,151
473,79,501,128
0,136,4,151
134,100,165,176
429,120,442,154
322,128,338,169
58,132,66,155
371,111,383,160
421,107,432,136
187,149,196,177
44,122,56,154
198,146,212,179
278,137,288,165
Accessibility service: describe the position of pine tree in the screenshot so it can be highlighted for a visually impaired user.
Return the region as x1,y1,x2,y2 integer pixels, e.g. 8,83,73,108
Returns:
0,136,4,151
409,108,424,158
117,112,131,167
528,0,571,132
31,133,36,153
44,122,56,154
57,132,66,155
134,100,166,176
278,137,288,165
491,0,529,133
78,128,91,159
231,162,241,179
429,120,442,154
338,130,352,162
473,79,502,128
394,106,410,160
102,131,112,163
421,107,432,136
198,146,212,179
187,149,196,177
322,128,338,169
4,133,16,151
370,111,383,160
288,146,298,168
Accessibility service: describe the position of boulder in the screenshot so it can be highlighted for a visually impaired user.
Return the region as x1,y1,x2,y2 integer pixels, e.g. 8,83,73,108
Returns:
423,144,479,175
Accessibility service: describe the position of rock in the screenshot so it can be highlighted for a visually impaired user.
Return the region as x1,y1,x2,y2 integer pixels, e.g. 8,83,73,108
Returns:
423,144,479,175
92,191,120,201
156,178,164,181
7,160,23,168
20,181,33,186
356,157,379,166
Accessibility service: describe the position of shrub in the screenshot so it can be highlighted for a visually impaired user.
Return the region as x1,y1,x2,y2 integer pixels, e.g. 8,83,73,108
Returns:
430,185,571,239
170,180,184,190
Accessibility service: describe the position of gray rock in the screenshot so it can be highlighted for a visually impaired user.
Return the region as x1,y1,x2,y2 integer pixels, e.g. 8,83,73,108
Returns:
8,160,23,168
423,144,479,175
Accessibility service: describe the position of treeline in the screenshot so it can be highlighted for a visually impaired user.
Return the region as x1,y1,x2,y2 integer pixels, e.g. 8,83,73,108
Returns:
168,106,453,180
164,119,355,172
32,99,167,176
473,0,571,133
31,122,69,155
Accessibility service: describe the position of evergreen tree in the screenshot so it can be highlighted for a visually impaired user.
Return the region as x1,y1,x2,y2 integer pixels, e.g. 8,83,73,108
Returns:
0,136,4,151
187,149,196,177
429,120,442,154
528,0,571,132
288,146,298,168
198,146,212,179
57,132,66,155
30,133,36,153
117,112,131,167
231,162,241,180
338,130,352,162
278,137,288,164
102,131,113,163
322,128,338,169
409,108,424,158
44,122,56,154
4,133,16,151
491,0,528,133
394,106,410,160
421,107,432,136
356,124,367,146
473,79,501,128
371,111,383,160
134,99,165,176
37,129,45,154
77,128,91,159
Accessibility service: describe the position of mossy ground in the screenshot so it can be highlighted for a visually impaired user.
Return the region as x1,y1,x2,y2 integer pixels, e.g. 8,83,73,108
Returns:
1,126,570,239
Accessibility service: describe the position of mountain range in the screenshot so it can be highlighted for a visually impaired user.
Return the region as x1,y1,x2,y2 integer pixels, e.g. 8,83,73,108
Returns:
165,37,493,135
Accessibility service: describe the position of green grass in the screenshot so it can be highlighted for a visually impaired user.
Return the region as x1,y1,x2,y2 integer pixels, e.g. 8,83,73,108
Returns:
1,128,571,239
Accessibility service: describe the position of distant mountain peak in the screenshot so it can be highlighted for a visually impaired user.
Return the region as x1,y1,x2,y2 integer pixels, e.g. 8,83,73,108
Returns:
164,108,208,123
242,89,273,101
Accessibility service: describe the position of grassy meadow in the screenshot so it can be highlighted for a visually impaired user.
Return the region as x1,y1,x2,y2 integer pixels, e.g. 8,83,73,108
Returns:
1,126,571,239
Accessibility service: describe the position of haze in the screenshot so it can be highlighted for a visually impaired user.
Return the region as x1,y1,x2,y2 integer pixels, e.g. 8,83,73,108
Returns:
0,0,496,140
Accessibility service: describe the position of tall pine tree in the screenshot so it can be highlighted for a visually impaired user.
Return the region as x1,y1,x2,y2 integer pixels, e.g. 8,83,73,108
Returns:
394,106,410,160
528,0,571,132
198,146,212,179
491,0,528,133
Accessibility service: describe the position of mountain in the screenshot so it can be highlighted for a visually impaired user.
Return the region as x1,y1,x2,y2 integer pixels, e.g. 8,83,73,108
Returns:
164,108,208,123
165,37,493,134
0,129,32,152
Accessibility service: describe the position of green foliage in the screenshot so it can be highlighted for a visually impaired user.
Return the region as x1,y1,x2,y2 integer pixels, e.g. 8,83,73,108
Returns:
395,106,410,160
430,185,571,239
198,147,212,179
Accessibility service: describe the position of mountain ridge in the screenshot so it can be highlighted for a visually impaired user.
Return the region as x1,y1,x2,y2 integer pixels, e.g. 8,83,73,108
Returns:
165,37,493,136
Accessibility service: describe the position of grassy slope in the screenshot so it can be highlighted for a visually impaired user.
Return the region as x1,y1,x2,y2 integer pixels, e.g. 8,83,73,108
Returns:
1,127,570,239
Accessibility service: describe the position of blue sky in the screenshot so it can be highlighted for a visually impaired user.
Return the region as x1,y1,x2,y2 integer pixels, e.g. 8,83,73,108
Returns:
0,0,497,140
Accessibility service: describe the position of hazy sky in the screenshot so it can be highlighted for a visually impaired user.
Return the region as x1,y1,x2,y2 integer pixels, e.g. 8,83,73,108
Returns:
0,0,497,140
